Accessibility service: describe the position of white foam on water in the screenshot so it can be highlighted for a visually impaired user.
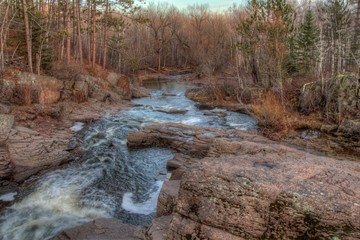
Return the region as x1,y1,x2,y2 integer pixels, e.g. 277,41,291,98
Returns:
181,117,201,125
121,181,163,215
0,192,17,202
228,122,249,130
0,168,113,240
70,122,84,132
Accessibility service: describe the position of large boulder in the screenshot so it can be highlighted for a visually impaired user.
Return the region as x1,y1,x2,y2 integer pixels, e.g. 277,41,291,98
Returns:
131,86,150,98
299,81,323,112
0,114,14,178
7,126,72,182
73,80,89,103
299,73,360,118
130,124,360,240
338,119,360,138
16,72,64,105
54,218,144,240
106,72,121,87
0,79,16,103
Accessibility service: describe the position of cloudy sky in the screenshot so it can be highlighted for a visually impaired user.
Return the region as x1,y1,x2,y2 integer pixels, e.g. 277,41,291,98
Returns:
143,0,247,11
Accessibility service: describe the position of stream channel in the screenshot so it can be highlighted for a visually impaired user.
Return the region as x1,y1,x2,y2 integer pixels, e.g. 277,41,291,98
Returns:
0,76,257,240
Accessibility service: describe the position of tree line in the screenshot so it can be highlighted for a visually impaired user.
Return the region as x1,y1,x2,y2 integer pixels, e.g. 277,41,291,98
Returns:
0,0,359,86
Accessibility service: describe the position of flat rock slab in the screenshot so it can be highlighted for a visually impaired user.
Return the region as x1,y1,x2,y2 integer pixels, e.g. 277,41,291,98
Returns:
55,218,145,240
129,123,360,240
171,143,360,239
127,123,265,158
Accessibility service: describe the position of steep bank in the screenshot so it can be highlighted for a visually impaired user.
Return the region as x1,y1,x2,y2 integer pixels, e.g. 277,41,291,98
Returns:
0,69,145,198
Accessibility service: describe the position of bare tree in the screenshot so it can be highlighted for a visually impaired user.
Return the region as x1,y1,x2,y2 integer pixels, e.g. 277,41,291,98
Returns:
21,0,33,73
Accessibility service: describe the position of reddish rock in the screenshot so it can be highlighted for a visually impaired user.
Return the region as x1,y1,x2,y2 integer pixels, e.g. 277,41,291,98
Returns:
16,72,63,105
54,218,144,240
117,75,132,99
157,180,180,217
145,215,172,240
129,123,360,240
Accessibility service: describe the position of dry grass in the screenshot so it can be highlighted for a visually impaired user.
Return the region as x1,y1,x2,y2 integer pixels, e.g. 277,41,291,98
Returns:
251,91,321,136
252,91,293,132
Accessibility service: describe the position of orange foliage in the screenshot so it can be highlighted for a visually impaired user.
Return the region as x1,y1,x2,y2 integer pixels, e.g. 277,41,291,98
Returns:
252,91,322,135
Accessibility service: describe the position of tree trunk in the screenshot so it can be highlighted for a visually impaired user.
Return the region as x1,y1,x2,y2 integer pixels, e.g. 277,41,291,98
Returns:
66,0,71,64
22,0,33,73
77,0,83,64
87,0,91,64
102,0,108,69
0,1,10,71
92,0,96,67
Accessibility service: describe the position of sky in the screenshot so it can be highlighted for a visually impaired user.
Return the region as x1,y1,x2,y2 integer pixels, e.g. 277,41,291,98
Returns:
143,0,247,11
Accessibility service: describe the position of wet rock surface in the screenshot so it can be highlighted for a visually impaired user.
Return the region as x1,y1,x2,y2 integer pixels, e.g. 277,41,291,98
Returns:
54,218,145,240
135,124,360,240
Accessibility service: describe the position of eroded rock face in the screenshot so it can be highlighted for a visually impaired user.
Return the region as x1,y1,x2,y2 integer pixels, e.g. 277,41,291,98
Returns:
133,124,360,240
128,123,265,158
7,126,72,182
16,72,64,105
54,218,144,240
0,114,14,178
299,73,360,118
157,180,180,217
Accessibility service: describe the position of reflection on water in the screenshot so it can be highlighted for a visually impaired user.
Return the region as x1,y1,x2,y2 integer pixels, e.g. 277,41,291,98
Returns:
0,76,257,240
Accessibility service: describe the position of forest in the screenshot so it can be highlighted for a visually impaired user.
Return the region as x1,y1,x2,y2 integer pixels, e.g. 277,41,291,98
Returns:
0,0,359,128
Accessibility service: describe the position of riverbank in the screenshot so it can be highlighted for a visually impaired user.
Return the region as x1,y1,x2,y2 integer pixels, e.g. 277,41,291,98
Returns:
0,68,148,205
182,75,360,161
0,71,359,240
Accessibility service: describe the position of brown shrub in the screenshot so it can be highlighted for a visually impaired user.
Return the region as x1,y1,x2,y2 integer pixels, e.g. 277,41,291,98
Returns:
252,91,322,135
252,91,294,132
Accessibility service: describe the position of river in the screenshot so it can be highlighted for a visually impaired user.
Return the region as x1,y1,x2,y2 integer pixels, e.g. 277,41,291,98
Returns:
0,77,256,240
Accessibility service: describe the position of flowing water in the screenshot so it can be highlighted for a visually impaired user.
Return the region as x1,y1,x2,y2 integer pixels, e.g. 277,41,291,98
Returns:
0,77,257,240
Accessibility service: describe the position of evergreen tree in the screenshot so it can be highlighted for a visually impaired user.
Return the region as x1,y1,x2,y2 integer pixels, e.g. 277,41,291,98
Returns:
295,9,319,75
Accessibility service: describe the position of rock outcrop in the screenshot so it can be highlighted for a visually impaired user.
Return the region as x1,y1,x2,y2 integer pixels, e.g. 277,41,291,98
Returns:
0,114,14,178
7,126,73,182
133,124,360,240
17,72,64,105
300,73,360,117
54,218,144,240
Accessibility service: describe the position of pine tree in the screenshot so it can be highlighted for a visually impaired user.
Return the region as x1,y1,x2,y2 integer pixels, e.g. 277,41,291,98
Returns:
295,9,320,75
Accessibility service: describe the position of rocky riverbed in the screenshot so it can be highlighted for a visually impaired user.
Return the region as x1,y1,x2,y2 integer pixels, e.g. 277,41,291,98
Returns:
0,73,359,239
